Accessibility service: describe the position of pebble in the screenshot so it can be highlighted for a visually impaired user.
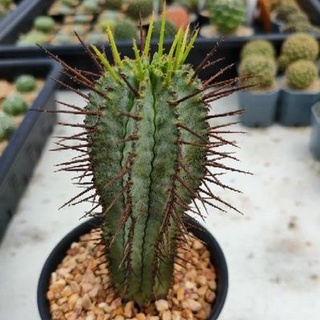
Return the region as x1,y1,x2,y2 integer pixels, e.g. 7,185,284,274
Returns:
47,229,218,320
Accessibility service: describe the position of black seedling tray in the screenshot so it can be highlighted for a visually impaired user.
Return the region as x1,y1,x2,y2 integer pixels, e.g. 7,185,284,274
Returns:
296,0,320,26
0,58,62,242
0,0,37,38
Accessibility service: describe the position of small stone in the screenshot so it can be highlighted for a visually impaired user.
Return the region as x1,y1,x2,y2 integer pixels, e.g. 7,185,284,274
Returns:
82,293,91,310
162,310,172,320
68,293,79,310
155,299,169,312
176,288,184,301
124,301,134,318
136,313,146,320
182,299,202,312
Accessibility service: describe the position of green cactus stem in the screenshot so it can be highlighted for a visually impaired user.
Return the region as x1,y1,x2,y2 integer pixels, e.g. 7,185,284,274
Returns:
45,10,246,307
0,111,15,142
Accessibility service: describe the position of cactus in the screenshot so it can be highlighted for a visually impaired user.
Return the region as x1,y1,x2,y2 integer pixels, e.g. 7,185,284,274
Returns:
104,0,123,10
240,39,276,60
113,19,139,40
152,19,177,38
34,16,56,33
125,0,153,20
278,32,319,70
274,3,300,22
0,111,15,142
46,11,245,307
239,55,277,89
15,74,37,93
2,95,28,116
209,0,246,34
285,60,318,90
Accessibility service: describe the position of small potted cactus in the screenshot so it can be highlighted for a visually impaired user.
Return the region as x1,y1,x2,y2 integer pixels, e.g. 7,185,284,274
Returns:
200,0,253,38
237,40,280,127
278,59,320,126
37,10,247,320
310,102,320,161
277,32,319,71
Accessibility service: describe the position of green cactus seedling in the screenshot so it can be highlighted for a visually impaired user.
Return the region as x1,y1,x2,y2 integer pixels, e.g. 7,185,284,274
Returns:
209,0,246,34
125,0,153,21
2,95,28,116
34,16,55,33
239,55,277,90
285,60,318,90
45,10,246,307
240,39,276,60
15,74,37,93
278,32,319,70
0,111,15,142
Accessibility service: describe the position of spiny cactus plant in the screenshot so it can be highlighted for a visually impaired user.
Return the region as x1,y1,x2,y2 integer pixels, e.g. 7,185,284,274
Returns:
240,39,276,60
278,32,320,70
239,55,277,90
44,10,246,307
209,0,246,34
285,59,318,90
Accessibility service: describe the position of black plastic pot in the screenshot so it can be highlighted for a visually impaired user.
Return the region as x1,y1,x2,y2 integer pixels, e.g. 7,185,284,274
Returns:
37,217,229,320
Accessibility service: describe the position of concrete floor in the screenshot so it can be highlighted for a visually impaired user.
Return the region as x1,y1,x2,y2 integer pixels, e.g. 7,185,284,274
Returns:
0,90,320,320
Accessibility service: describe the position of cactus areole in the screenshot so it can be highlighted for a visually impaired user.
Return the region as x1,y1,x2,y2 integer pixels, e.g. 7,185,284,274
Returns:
51,11,244,307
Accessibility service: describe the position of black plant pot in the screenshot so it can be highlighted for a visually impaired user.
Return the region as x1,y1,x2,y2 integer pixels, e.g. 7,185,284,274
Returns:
37,217,228,320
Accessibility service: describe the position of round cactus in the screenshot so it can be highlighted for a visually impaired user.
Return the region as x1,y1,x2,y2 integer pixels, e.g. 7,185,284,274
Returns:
274,3,300,22
125,0,153,20
152,19,177,39
0,112,15,142
17,30,48,46
105,0,123,10
34,16,55,33
239,55,277,89
240,39,276,59
15,74,37,93
279,32,319,70
2,95,28,116
113,19,139,40
209,0,246,34
285,60,318,90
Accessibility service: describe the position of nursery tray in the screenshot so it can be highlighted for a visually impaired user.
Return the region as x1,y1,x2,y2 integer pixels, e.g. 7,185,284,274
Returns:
296,0,320,26
0,58,62,242
0,0,319,82
0,0,37,39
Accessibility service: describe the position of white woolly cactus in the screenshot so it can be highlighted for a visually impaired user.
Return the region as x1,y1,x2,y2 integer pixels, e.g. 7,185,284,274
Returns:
44,9,246,307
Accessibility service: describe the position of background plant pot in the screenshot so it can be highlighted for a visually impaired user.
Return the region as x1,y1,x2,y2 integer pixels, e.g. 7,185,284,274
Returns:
237,88,280,127
277,87,320,126
0,58,62,242
37,217,229,320
310,102,320,161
